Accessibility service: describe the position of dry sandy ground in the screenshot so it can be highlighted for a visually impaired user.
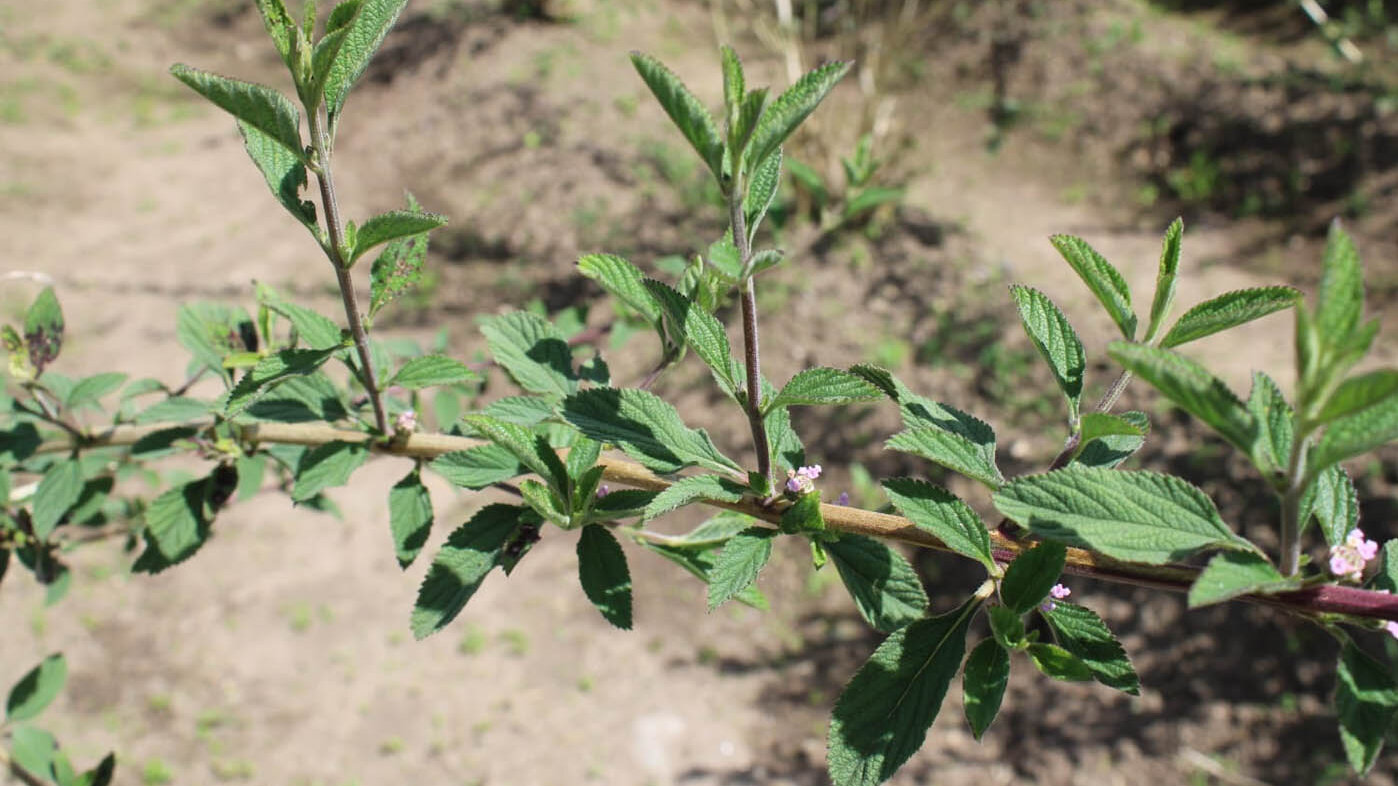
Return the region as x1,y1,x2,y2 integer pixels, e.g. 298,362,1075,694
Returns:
2,1,1396,784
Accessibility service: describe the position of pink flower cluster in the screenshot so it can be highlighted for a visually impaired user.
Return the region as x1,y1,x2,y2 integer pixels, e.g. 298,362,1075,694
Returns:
785,465,822,495
1329,528,1380,582
1041,583,1071,612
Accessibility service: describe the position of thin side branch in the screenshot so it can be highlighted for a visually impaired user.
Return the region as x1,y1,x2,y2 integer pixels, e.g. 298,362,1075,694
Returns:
37,421,1398,623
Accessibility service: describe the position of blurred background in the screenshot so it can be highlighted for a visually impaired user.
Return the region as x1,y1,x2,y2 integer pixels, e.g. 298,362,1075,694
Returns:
2,0,1398,783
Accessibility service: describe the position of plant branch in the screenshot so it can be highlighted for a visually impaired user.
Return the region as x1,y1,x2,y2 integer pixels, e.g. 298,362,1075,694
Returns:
1094,369,1134,413
730,192,772,488
1279,427,1313,577
37,421,1398,623
307,106,388,434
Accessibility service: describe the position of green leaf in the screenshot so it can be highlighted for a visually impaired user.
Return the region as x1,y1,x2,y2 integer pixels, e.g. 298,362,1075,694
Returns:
643,280,738,396
133,479,213,573
10,725,58,781
886,427,1004,489
826,597,976,786
882,477,994,571
170,64,303,158
65,372,126,410
6,654,67,722
991,606,1031,650
1049,233,1136,340
175,302,255,378
238,121,316,228
32,459,84,540
826,535,929,633
23,286,63,372
1309,463,1357,548
389,355,476,390
564,437,602,483
962,638,1010,740
1159,287,1300,349
1010,285,1085,419
563,388,740,475
1075,412,1144,446
639,523,769,610
1039,601,1139,694
764,404,806,473
1000,541,1067,614
1319,369,1398,422
744,148,781,243
388,469,433,568
720,44,745,132
1108,342,1256,456
1335,641,1398,775
851,365,1000,471
322,0,409,118
577,524,633,629
1315,221,1365,346
224,348,336,418
1311,392,1398,470
1026,643,1093,682
578,253,660,324
291,441,368,502
1246,371,1293,475
843,187,904,221
479,311,578,398
429,445,527,489
707,526,776,610
258,286,343,350
629,52,724,179
254,0,295,64
410,504,527,638
1187,551,1301,607
643,474,746,521
744,60,851,177
993,466,1256,565
1073,410,1149,469
1144,218,1183,343
462,415,565,490
368,196,431,319
767,367,881,412
77,753,116,786
1370,540,1398,593
780,491,825,535
349,210,447,264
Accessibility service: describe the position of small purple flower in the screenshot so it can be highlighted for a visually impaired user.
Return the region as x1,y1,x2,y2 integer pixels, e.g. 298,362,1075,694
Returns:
1041,583,1070,612
785,465,822,496
596,484,610,499
1385,621,1398,640
1329,528,1380,582
394,409,418,434
836,491,850,507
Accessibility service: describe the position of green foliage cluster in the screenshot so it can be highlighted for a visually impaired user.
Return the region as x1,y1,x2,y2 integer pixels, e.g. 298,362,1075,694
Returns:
3,3,1398,784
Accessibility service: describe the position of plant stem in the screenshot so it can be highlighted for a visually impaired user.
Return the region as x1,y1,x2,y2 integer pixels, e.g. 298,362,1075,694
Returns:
730,192,772,489
1095,369,1134,413
1279,428,1313,577
308,106,388,434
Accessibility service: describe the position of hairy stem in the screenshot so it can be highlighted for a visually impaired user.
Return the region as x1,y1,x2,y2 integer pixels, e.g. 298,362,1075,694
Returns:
1094,369,1134,413
37,421,1398,623
308,107,388,434
730,191,772,488
1279,429,1313,577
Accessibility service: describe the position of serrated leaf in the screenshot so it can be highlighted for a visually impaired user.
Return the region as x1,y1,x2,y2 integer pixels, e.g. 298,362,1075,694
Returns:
224,347,336,418
826,534,928,633
630,52,724,179
482,395,556,426
886,427,1004,488
389,355,476,390
1010,285,1085,419
65,372,126,410
780,490,826,535
1000,541,1067,614
1187,551,1301,607
882,477,994,571
1312,392,1398,471
1310,463,1357,548
1335,641,1398,775
23,286,63,372
1108,342,1256,456
1318,369,1398,422
1039,601,1139,694
707,526,776,610
349,210,446,264
1370,540,1398,593
368,207,430,318
463,415,565,490
258,287,342,350
246,372,348,424
562,388,740,475
644,279,738,396
291,441,368,501
32,459,83,540
720,44,745,130
643,474,746,521
1315,221,1365,346
767,367,881,412
640,532,768,610
851,364,1000,466
1026,643,1093,682
132,478,212,572
1075,412,1144,445
578,253,660,324
410,504,526,638
170,64,303,158
962,638,1010,739
744,60,851,178
388,470,432,568
578,524,632,629
1246,371,1293,475
429,445,527,489
744,148,781,243
827,597,976,786
764,404,806,473
1050,234,1136,340
1073,410,1149,469
1144,218,1183,343
239,121,316,228
993,466,1257,565
323,0,408,118
989,604,1025,649
479,311,578,398
6,654,66,722
1159,286,1299,349
254,0,295,62
175,302,255,379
